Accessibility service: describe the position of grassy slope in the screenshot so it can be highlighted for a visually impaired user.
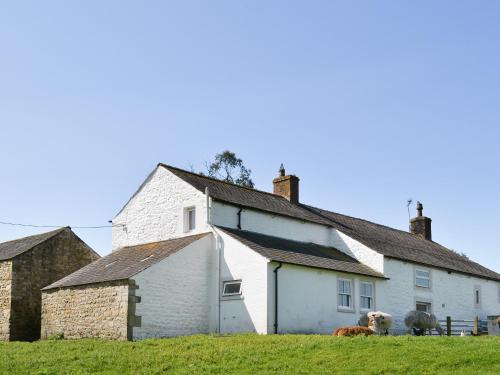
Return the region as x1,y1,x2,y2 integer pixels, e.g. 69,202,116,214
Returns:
0,335,499,375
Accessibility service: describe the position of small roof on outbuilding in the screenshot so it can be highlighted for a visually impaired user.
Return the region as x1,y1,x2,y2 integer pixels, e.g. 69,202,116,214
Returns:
217,227,386,279
43,232,210,290
0,228,67,261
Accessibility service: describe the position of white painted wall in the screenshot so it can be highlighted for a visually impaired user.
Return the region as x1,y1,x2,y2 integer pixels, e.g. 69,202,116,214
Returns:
132,234,216,339
112,166,208,250
268,262,383,334
214,229,269,334
377,258,500,333
211,202,384,272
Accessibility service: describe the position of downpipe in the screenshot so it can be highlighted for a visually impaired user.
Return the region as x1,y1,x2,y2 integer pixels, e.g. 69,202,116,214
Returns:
273,262,283,334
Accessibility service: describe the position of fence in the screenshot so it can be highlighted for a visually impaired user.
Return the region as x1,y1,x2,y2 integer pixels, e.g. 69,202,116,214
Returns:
431,316,488,336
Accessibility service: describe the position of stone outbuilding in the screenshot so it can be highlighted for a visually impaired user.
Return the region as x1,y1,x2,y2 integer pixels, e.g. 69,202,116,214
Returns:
41,233,210,340
0,227,99,341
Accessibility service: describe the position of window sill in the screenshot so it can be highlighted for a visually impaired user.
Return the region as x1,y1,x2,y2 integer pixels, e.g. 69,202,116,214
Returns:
337,308,355,313
221,295,244,301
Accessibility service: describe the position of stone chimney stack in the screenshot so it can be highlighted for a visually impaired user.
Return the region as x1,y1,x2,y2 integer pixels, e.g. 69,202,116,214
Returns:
273,164,299,204
410,201,432,241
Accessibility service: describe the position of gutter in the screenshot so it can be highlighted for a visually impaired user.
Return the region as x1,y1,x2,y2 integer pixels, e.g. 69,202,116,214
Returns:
273,262,283,334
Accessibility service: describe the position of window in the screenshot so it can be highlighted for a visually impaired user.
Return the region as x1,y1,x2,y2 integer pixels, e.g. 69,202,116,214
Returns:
360,282,374,310
184,207,196,232
222,280,242,297
338,279,353,310
416,302,431,313
415,268,431,288
474,286,481,308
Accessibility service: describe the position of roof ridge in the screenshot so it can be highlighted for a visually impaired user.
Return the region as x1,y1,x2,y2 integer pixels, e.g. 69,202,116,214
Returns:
0,227,66,246
120,232,211,250
159,163,289,199
305,204,425,238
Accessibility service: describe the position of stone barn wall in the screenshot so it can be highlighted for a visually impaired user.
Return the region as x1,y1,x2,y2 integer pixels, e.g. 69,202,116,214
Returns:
0,261,12,340
41,280,131,340
8,229,99,341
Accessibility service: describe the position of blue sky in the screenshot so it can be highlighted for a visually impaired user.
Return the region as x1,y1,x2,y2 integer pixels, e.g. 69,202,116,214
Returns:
1,1,499,272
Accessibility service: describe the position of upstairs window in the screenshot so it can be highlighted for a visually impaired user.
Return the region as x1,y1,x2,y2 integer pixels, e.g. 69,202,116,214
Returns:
360,282,374,310
222,280,242,297
184,207,196,232
415,268,431,288
338,279,353,310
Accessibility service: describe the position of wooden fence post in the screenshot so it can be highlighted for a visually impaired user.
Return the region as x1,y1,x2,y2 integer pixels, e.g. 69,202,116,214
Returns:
446,316,451,336
473,316,479,336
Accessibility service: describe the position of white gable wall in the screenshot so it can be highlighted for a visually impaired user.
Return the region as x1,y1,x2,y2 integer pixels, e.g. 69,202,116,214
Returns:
378,257,500,333
132,234,216,339
112,166,208,250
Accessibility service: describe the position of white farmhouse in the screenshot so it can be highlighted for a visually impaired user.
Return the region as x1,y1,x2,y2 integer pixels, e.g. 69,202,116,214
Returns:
41,164,500,339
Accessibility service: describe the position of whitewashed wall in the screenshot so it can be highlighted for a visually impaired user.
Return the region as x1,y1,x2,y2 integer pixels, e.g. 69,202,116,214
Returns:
267,262,383,334
132,235,215,339
215,229,269,334
112,166,208,250
378,258,500,333
211,202,384,272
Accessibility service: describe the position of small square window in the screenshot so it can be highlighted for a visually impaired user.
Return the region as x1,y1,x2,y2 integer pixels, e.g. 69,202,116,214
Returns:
222,280,242,297
415,269,431,288
416,302,431,313
184,207,196,232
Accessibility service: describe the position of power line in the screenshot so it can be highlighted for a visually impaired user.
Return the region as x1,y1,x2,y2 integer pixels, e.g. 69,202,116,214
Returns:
0,220,123,229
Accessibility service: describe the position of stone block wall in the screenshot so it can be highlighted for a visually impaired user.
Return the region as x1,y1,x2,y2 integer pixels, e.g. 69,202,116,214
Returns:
41,280,130,340
0,261,12,340
9,228,99,341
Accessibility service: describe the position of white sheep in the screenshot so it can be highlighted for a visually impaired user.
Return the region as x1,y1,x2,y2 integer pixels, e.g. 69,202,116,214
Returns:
358,311,393,335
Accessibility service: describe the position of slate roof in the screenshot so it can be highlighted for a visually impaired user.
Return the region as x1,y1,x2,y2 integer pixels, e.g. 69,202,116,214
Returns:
305,206,500,282
0,228,67,261
44,232,210,290
218,227,386,278
162,164,334,227
162,164,500,282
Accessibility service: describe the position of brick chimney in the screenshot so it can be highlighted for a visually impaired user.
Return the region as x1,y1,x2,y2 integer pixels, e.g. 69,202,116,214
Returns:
273,164,299,204
410,201,432,241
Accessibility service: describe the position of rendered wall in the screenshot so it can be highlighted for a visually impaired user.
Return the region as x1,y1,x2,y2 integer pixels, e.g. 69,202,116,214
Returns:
132,235,216,339
378,258,500,333
112,166,208,250
211,202,384,272
215,229,269,334
268,262,383,334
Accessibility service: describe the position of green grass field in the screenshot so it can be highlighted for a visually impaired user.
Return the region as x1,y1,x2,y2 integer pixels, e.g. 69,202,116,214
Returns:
1,335,499,374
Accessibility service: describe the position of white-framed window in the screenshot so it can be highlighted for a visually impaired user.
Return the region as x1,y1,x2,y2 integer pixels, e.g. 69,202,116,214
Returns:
337,279,353,310
416,301,431,313
415,268,431,288
222,280,242,297
360,282,374,311
184,207,196,232
474,285,481,309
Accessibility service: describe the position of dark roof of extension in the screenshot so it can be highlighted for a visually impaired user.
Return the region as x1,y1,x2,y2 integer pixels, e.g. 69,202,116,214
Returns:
0,228,67,261
218,227,386,279
44,232,210,290
162,164,500,282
